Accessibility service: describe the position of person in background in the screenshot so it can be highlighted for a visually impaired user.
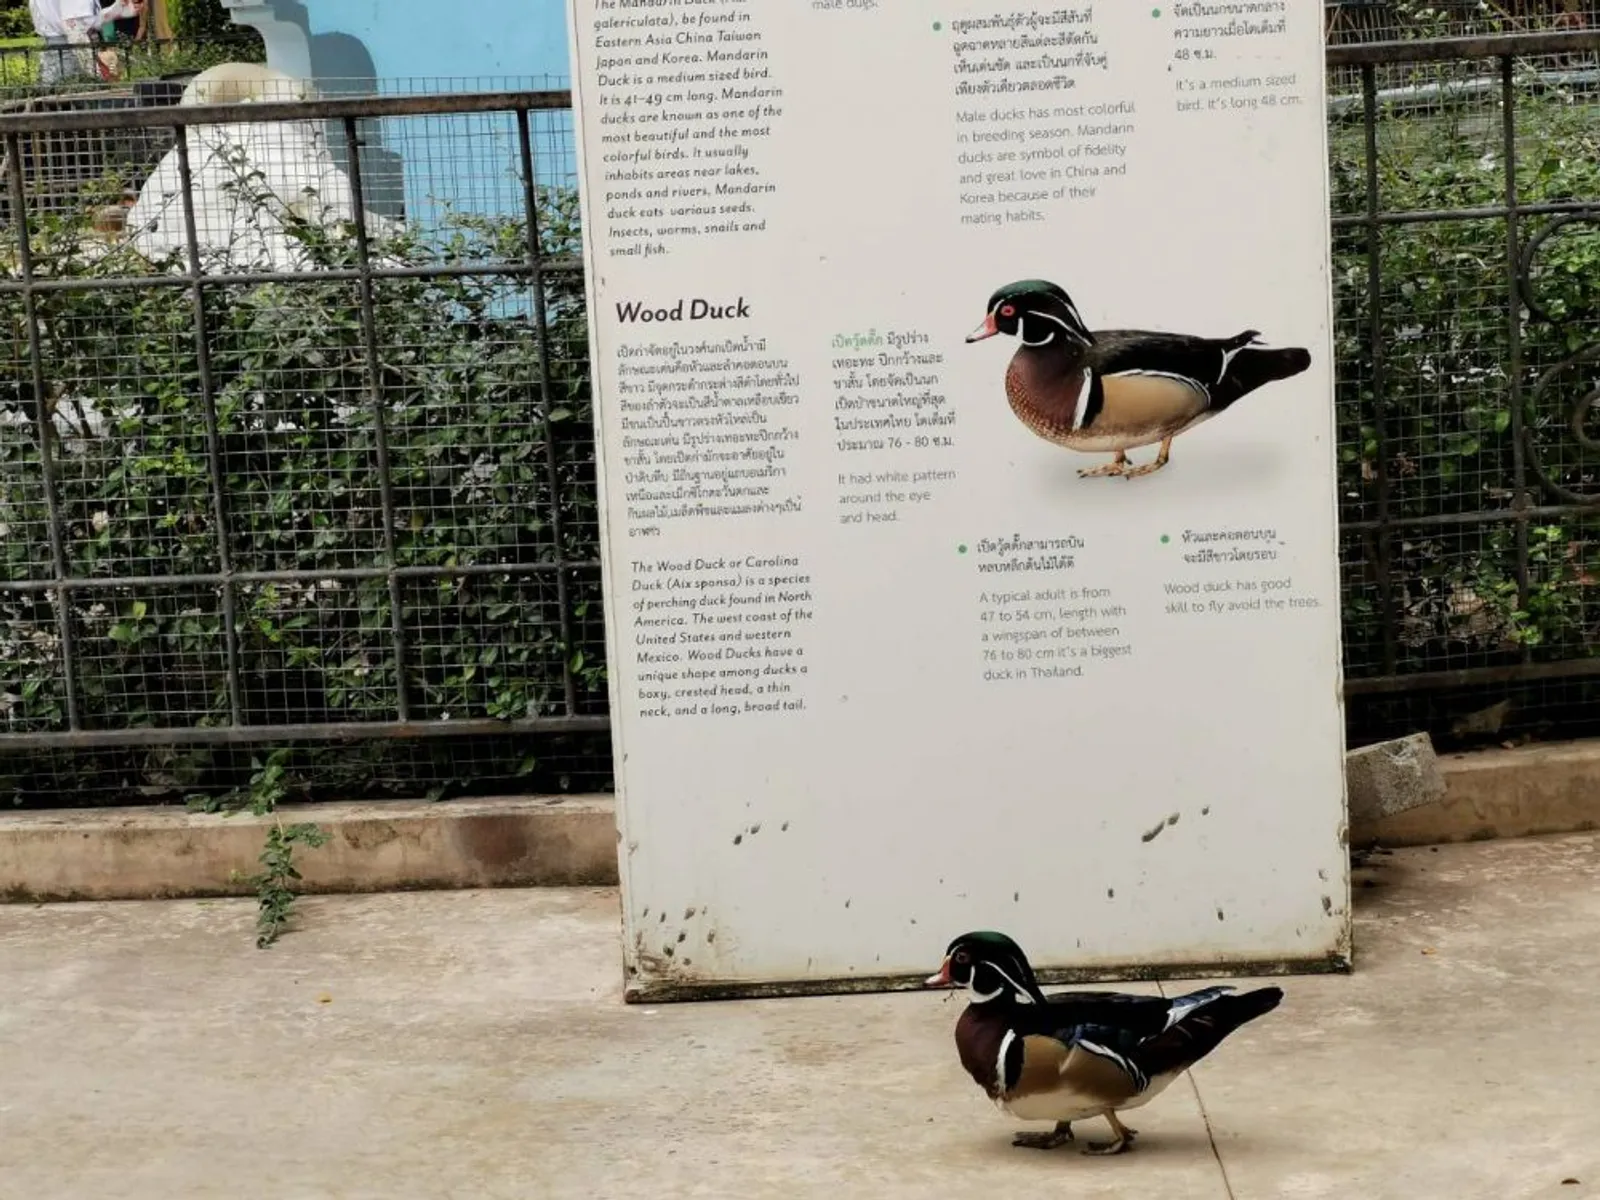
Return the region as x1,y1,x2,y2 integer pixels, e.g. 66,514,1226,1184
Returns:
95,0,147,81
28,0,145,86
109,0,144,43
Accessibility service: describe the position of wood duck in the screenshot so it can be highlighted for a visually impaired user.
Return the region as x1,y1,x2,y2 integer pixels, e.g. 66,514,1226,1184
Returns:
925,931,1283,1156
966,279,1312,479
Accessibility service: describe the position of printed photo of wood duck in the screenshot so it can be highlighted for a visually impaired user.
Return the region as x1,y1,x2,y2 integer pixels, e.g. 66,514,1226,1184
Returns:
925,931,1283,1156
966,279,1313,479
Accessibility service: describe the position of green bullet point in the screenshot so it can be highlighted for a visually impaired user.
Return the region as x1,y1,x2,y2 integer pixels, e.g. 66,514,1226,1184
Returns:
932,20,942,31
1151,6,1162,15
957,544,968,555
1160,534,1170,545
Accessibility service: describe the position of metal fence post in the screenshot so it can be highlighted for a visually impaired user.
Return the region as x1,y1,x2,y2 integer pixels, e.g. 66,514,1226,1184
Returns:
172,126,245,726
1359,64,1401,678
4,132,82,730
516,108,580,717
1499,54,1533,661
341,114,411,722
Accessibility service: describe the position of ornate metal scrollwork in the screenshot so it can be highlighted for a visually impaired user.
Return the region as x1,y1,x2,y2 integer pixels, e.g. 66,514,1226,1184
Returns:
1516,210,1600,506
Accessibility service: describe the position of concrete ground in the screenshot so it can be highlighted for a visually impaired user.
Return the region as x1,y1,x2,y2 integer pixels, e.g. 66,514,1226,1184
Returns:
2,835,1598,1200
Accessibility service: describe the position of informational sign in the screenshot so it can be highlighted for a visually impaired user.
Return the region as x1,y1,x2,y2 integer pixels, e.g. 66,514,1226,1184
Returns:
567,0,1349,1002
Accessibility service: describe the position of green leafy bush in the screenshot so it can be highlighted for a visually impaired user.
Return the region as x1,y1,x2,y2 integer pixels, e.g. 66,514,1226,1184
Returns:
1,162,607,806
1329,68,1600,687
0,8,35,40
0,33,265,95
167,0,236,40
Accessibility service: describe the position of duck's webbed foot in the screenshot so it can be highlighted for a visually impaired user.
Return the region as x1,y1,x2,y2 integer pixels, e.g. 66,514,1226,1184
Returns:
1078,451,1129,479
1012,1121,1075,1150
1081,1111,1138,1156
1121,438,1173,480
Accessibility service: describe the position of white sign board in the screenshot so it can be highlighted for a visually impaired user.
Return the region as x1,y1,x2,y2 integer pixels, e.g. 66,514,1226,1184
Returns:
567,0,1349,1002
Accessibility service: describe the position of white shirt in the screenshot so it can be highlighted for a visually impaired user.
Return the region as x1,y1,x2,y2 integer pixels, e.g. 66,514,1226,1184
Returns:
30,0,138,38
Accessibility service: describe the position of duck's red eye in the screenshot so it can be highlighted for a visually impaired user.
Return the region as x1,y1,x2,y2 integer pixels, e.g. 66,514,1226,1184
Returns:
1000,305,1016,318
954,950,970,965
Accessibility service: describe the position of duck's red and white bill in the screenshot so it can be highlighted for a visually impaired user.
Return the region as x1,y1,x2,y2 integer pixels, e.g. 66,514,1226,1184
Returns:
965,313,999,342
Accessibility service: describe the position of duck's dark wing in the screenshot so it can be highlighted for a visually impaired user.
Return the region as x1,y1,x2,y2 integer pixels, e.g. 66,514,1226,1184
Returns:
1018,985,1245,1096
1036,985,1237,1040
1120,986,1285,1082
1088,329,1262,392
1038,990,1178,1037
1089,328,1312,414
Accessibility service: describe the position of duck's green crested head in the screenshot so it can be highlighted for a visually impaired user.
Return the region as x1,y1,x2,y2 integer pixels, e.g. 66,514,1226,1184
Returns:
966,278,1093,348
985,279,1068,313
943,929,1024,958
925,929,1048,1006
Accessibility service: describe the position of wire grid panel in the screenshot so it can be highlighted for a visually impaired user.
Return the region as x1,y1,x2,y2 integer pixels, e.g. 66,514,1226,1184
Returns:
0,86,608,807
0,732,616,809
0,399,56,588
0,100,171,223
1322,3,1600,94
0,36,268,224
6,51,1600,802
1326,0,1600,45
1333,44,1600,745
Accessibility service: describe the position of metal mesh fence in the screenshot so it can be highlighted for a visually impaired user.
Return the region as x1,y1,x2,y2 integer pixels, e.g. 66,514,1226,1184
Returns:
0,35,266,97
0,35,268,226
2,34,1599,808
1331,34,1600,749
1,81,607,807
1325,0,1600,46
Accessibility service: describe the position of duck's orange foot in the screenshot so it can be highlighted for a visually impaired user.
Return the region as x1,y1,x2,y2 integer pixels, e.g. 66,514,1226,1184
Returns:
1121,459,1169,479
1082,1112,1138,1155
1121,438,1173,480
1081,1136,1135,1156
1077,453,1128,479
1012,1122,1074,1150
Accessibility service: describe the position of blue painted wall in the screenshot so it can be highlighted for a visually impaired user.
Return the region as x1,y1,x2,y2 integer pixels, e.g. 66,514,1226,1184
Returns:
313,0,570,86
224,0,576,234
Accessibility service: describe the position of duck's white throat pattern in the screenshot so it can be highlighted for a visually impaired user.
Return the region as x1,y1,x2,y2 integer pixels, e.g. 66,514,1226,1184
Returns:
962,961,1037,1005
1021,310,1088,349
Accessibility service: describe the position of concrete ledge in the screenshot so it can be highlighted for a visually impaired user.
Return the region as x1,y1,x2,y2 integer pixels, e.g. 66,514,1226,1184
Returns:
0,796,619,902
4,738,1600,901
1355,740,1600,847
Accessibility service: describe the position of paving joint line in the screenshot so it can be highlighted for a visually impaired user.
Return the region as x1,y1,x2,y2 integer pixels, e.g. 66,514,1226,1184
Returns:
1157,980,1238,1199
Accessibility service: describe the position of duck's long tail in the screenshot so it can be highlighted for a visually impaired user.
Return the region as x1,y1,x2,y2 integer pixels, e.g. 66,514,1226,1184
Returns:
1212,331,1312,410
1129,986,1284,1079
